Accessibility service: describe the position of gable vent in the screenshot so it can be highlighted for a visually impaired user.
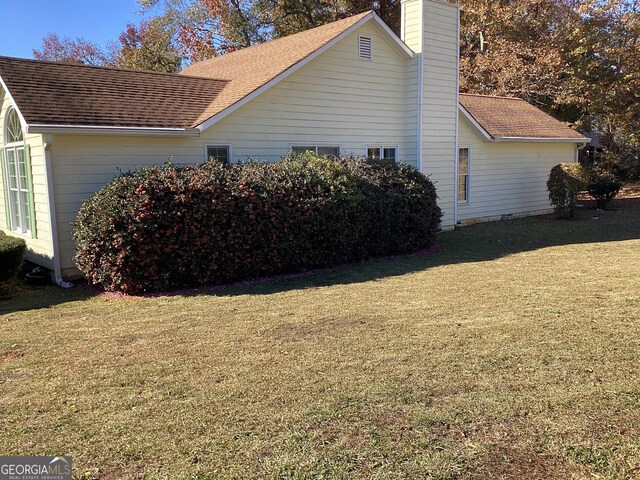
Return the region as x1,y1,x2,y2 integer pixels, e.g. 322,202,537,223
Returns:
359,36,372,60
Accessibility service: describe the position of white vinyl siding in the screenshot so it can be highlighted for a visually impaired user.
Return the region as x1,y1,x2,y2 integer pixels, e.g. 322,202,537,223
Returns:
402,0,459,227
457,118,578,223
198,22,409,163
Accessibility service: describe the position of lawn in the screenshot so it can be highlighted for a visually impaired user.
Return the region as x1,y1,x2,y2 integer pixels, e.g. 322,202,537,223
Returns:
1,194,640,479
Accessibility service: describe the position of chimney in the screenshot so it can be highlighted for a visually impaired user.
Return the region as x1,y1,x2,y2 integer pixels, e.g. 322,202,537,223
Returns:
401,0,460,227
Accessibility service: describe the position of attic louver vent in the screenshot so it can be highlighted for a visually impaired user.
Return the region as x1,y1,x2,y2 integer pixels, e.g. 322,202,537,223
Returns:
359,36,372,60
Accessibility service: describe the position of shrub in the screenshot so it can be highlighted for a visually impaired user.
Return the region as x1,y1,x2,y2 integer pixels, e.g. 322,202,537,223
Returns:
547,163,589,219
74,155,442,293
0,231,26,283
587,168,623,209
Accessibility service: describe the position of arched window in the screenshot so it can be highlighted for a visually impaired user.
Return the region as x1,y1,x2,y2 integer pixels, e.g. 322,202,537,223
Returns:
5,108,23,144
2,107,35,236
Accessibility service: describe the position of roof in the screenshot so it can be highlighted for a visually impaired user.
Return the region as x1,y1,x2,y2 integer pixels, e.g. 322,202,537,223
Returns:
459,94,588,141
0,56,227,130
0,11,379,133
180,11,377,126
0,13,587,142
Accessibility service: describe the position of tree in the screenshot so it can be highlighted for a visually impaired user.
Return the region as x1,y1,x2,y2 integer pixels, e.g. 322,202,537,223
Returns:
111,19,182,72
138,0,400,61
33,33,108,66
563,1,640,125
139,0,267,61
256,0,399,37
459,0,577,112
459,0,639,160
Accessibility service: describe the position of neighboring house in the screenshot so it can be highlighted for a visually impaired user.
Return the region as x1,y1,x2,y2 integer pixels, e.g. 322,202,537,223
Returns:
0,0,588,285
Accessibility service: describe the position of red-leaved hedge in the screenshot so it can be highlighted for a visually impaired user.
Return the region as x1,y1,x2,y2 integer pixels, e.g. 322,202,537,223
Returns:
73,154,441,293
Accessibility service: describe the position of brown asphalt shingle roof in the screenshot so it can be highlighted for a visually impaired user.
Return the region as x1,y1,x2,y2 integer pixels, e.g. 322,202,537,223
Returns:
460,93,587,140
0,56,228,129
180,11,373,125
0,12,371,130
0,13,588,141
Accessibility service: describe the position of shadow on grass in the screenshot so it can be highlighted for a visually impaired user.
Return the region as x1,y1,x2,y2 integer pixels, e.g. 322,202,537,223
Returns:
188,202,640,298
2,201,639,312
0,283,97,315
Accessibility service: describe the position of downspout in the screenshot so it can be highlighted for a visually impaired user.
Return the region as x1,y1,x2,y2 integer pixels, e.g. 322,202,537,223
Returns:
43,135,72,288
575,142,588,163
417,53,424,174
453,6,461,226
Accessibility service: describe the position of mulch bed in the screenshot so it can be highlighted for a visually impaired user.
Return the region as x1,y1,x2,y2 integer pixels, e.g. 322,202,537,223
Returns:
578,181,640,210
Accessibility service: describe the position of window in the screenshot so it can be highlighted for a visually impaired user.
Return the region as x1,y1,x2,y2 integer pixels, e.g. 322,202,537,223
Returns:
458,147,470,203
291,145,340,158
1,108,35,237
359,36,372,60
367,146,397,162
205,145,230,165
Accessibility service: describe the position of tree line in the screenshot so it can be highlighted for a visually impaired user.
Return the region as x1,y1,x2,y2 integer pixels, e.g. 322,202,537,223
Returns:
34,0,639,164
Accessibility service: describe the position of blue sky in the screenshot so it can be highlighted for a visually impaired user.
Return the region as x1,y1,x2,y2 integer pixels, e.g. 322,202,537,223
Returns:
0,0,151,58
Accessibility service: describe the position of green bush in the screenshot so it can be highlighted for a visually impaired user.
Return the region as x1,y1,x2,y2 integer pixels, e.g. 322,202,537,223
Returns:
547,163,589,219
587,168,623,209
0,232,26,283
74,155,442,293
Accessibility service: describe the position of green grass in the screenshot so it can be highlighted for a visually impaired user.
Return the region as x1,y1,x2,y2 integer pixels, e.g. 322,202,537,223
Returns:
2,201,640,479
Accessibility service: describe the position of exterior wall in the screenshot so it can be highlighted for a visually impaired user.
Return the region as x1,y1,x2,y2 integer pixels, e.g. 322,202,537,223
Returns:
199,22,412,165
401,0,421,170
401,0,460,227
49,21,412,275
0,89,55,269
457,118,578,222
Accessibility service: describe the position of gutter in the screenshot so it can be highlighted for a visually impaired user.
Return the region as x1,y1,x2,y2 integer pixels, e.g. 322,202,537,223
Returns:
43,135,72,288
492,136,591,143
28,124,200,137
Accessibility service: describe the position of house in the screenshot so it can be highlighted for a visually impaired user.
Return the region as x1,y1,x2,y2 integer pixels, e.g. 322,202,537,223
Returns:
0,0,588,286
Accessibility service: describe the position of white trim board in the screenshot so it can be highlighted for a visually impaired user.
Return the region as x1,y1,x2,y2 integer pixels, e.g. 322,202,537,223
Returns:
493,136,591,143
0,75,29,134
458,105,493,141
28,124,200,137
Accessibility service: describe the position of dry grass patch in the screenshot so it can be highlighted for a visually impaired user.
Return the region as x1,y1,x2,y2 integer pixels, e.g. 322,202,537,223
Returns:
1,205,640,478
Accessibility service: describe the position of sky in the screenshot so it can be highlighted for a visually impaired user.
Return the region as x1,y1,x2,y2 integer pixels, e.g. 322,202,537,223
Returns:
0,0,152,59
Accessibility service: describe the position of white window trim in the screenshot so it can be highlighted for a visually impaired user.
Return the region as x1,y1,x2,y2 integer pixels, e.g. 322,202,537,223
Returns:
204,144,232,164
3,108,32,237
458,145,471,205
366,145,399,162
289,144,342,157
358,35,372,61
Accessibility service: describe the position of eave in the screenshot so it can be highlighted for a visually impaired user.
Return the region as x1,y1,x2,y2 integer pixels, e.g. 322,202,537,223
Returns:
492,136,590,143
27,124,201,137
